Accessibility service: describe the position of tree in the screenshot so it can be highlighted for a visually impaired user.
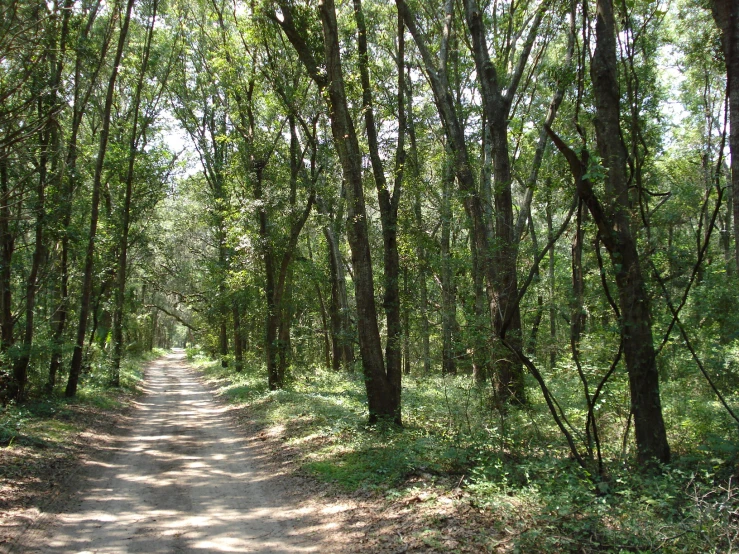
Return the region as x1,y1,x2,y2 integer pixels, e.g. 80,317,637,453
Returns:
709,0,739,273
547,0,670,465
47,0,109,392
67,0,136,397
111,0,162,386
2,0,70,400
168,0,233,367
272,0,404,423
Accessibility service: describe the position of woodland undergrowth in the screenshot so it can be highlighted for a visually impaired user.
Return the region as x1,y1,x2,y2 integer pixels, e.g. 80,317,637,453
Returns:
193,350,739,553
0,349,158,448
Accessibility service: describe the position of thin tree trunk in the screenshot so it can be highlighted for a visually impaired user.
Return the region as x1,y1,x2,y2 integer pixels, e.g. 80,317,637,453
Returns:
49,0,105,392
0,152,14,359
150,307,157,350
402,268,411,375
12,95,47,401
527,217,544,355
306,222,330,371
111,0,158,386
233,303,243,371
323,223,354,370
547,197,557,368
440,156,457,375
219,315,228,367
67,0,135,397
315,282,331,370
415,194,431,374
250,151,277,385
277,266,293,384
470,226,490,384
722,170,733,273
710,0,739,273
15,0,74,399
402,0,493,384
571,201,586,356
405,71,424,376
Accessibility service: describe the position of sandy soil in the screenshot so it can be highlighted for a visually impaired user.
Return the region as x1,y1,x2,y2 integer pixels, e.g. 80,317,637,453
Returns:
6,351,361,553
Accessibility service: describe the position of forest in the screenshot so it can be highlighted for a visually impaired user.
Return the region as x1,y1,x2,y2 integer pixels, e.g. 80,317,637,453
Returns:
1,0,738,550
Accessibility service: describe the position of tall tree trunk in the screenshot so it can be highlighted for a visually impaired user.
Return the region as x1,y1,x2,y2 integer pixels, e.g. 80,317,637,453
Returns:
0,152,14,361
547,197,557,368
324,0,395,422
489,116,525,400
590,0,669,464
710,0,739,273
571,201,586,357
400,0,544,402
232,303,244,371
398,0,490,385
149,307,157,350
402,268,411,375
14,0,74,399
353,0,405,418
519,7,574,358
274,0,400,422
440,158,457,376
462,0,546,403
255,156,279,389
12,94,48,401
548,0,670,464
219,312,229,367
111,0,158,386
67,0,135,397
314,281,331,370
277,266,293,384
218,221,229,368
230,72,316,389
470,228,490,384
405,71,426,375
722,173,733,273
527,217,544,355
49,0,105,392
323,223,354,371
414,194,431,374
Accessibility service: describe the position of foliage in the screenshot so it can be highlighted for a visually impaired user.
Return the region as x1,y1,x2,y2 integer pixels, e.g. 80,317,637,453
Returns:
0,349,152,448
2,0,739,548
200,353,739,552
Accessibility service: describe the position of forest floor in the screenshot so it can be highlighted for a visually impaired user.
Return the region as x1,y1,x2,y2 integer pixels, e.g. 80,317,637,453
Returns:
1,351,494,553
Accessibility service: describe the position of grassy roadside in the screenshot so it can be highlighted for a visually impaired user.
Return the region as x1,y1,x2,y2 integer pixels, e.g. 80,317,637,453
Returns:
193,353,739,553
0,349,165,547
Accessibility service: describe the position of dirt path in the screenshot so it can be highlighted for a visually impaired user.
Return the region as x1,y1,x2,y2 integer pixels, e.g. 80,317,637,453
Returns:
8,352,355,553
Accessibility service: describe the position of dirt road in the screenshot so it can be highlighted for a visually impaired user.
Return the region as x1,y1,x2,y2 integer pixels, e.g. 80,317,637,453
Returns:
9,352,353,553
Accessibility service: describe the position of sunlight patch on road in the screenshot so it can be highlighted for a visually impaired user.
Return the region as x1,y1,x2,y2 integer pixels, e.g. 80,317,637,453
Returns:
16,355,337,553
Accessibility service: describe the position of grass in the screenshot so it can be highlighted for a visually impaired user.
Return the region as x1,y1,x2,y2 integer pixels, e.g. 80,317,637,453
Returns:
194,350,739,553
1,348,160,461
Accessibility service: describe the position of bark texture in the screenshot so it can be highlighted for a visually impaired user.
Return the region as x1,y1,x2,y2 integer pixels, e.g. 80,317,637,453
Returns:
710,0,739,273
546,0,669,464
67,0,135,397
590,0,669,463
274,0,401,423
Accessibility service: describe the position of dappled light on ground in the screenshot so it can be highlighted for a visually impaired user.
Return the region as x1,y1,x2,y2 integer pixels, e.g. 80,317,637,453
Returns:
13,352,341,553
